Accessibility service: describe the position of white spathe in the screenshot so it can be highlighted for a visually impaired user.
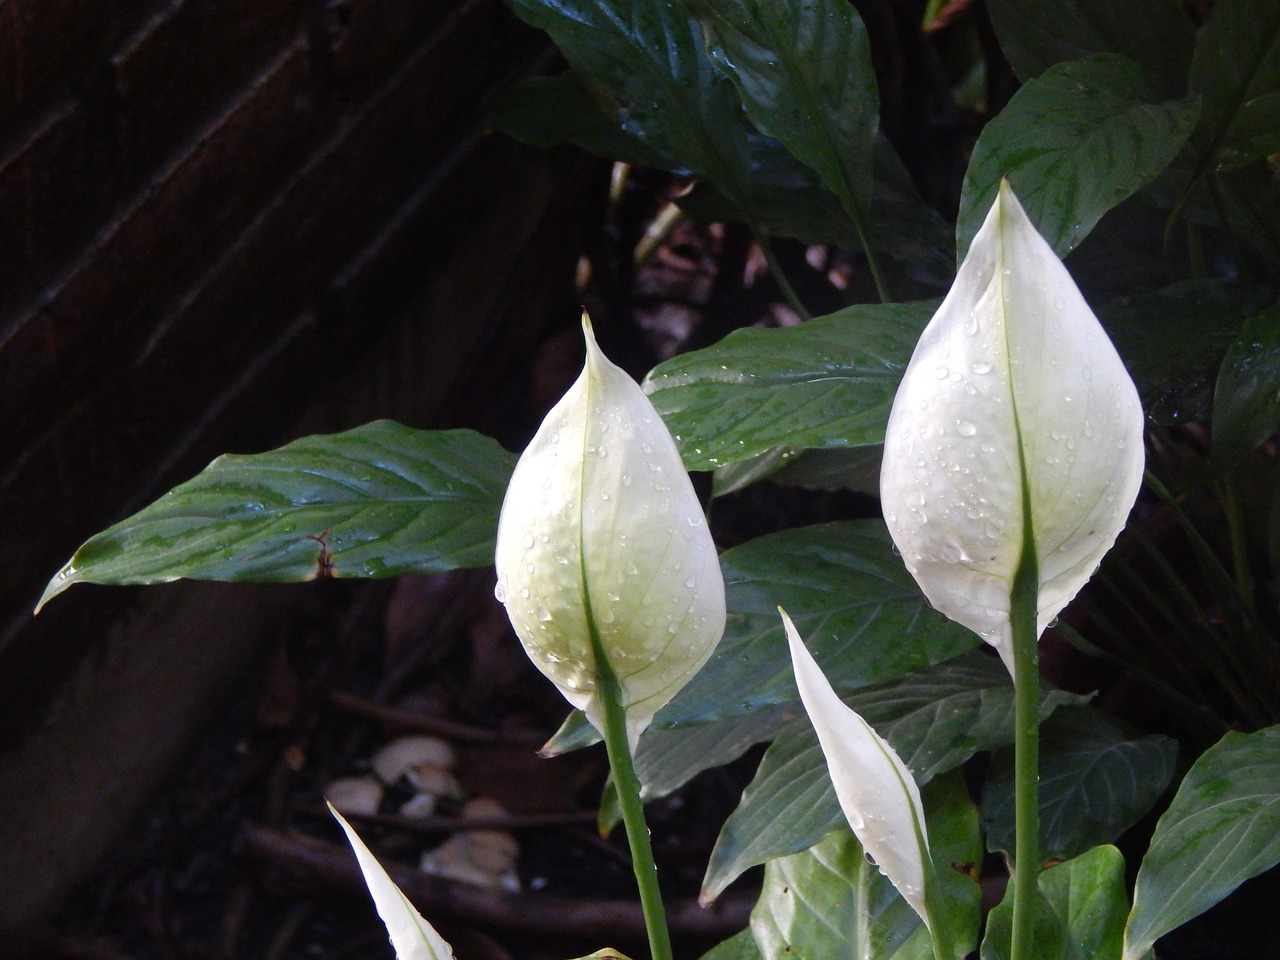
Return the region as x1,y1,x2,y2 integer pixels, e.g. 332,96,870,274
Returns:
880,181,1144,673
330,803,454,960
782,608,933,929
494,315,726,747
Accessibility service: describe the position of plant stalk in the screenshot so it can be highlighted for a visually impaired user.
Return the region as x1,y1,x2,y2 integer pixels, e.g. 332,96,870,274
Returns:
1009,523,1042,960
587,619,674,960
752,229,813,320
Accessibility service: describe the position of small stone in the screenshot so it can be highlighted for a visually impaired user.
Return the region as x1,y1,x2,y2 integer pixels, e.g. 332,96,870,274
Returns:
371,736,457,784
325,776,384,816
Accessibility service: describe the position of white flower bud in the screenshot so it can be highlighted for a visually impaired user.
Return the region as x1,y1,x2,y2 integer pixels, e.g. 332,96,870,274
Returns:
881,181,1144,673
494,316,726,747
782,608,933,929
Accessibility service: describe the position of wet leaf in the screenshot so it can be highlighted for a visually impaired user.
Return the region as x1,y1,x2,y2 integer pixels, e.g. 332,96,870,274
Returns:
958,54,1199,260
1209,303,1280,474
1124,725,1280,960
1188,0,1280,170
39,422,515,610
982,707,1177,861
643,301,937,472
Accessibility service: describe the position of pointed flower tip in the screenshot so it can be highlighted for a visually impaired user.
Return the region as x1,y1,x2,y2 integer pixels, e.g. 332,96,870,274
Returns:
881,180,1144,668
495,318,726,743
779,608,932,929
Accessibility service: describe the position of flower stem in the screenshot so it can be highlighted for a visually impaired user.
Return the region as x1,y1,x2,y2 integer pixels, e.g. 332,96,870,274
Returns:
1009,522,1041,960
922,855,957,960
588,621,674,960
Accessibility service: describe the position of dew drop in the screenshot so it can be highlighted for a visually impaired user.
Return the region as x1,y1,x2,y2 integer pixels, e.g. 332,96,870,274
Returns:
522,533,535,549
934,365,950,379
956,419,977,437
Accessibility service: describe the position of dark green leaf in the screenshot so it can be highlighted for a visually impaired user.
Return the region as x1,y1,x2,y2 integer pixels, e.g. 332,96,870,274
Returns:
746,774,980,960
712,445,883,499
983,708,1177,861
38,422,516,609
500,0,759,220
643,301,937,471
634,704,786,800
1210,302,1280,473
958,55,1199,259
1124,725,1280,960
980,889,1066,960
986,0,1194,99
656,521,979,727
1188,0,1280,170
492,73,670,168
690,0,879,232
700,652,1086,899
1100,280,1272,425
679,135,955,286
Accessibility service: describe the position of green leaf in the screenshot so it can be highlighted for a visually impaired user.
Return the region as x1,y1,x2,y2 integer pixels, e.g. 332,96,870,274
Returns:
958,54,1199,259
980,889,1066,960
492,73,670,169
700,652,1086,900
985,0,1194,99
656,521,979,727
634,703,787,800
1038,846,1128,960
500,0,761,224
983,708,1178,861
700,929,762,960
1099,280,1272,425
710,444,883,499
1209,302,1280,474
679,135,955,286
38,422,516,609
1188,0,1280,170
747,774,980,960
643,301,937,472
1124,725,1280,960
982,846,1127,960
689,0,879,237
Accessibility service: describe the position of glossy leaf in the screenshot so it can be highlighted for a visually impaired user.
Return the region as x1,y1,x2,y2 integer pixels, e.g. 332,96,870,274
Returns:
982,845,1127,960
643,301,937,472
986,0,1194,99
38,422,516,610
881,182,1146,674
679,133,955,286
1209,303,1280,474
1188,0,1280,170
656,521,979,728
494,317,725,749
330,804,454,960
634,703,787,800
747,774,980,960
958,54,1199,260
690,0,879,232
982,707,1177,861
1100,280,1273,425
500,0,759,221
1124,725,1280,960
700,652,1086,900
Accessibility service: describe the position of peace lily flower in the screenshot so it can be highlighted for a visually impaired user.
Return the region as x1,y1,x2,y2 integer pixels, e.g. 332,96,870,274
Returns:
782,608,934,931
494,315,726,748
880,181,1144,674
330,803,454,960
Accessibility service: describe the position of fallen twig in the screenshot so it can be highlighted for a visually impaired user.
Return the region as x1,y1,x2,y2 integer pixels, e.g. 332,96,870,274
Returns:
241,823,754,943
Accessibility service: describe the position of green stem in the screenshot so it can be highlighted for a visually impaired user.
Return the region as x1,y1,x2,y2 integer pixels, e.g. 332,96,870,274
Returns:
922,856,957,960
753,228,812,320
1009,504,1042,960
587,623,674,960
